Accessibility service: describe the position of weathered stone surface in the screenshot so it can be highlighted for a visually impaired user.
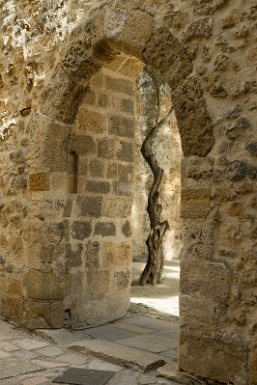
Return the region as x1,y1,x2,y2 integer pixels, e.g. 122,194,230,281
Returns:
102,242,131,267
70,135,96,155
77,196,102,218
102,197,132,218
97,138,116,159
25,271,64,301
86,180,111,194
105,76,134,96
2,1,257,384
172,77,214,157
117,141,134,163
29,173,50,192
108,114,135,138
77,109,107,134
68,339,165,371
87,270,111,298
94,222,116,236
71,221,92,240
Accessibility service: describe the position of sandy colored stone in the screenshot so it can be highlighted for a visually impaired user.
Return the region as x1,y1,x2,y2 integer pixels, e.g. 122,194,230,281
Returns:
68,339,165,371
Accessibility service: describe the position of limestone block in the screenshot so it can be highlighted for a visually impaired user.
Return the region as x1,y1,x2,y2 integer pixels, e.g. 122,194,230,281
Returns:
172,77,214,157
70,135,96,155
26,120,70,173
29,173,50,191
114,270,131,290
114,181,132,196
23,221,65,244
80,289,130,325
102,242,131,267
25,271,64,300
119,10,153,56
102,196,132,218
181,188,210,218
121,221,132,237
116,141,134,163
85,180,110,194
26,242,65,269
3,295,23,321
108,114,135,138
84,241,100,268
180,261,232,303
77,109,107,134
105,76,134,96
107,162,118,179
6,276,22,296
118,59,144,81
179,330,248,384
97,138,116,159
94,221,116,236
25,300,64,329
89,159,106,178
51,172,67,191
118,164,134,183
71,221,92,240
65,243,83,270
143,27,192,91
77,195,102,218
87,269,111,298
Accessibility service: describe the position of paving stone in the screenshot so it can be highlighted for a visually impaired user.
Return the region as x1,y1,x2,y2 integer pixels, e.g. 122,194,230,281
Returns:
35,329,92,348
0,378,21,385
152,330,178,337
85,325,139,341
0,357,44,379
35,345,63,357
120,316,178,332
106,369,138,385
15,338,49,350
111,322,155,334
31,359,69,368
156,362,177,380
68,339,165,371
160,349,177,360
21,376,50,385
0,350,11,359
14,349,40,359
0,341,20,351
118,335,177,353
137,371,157,384
57,352,88,365
87,358,122,372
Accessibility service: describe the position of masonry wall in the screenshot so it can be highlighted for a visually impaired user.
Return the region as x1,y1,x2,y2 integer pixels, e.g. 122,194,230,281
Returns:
1,1,257,384
63,56,140,323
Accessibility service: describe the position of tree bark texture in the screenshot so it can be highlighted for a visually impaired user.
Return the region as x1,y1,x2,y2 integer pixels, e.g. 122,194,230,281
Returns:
138,73,173,286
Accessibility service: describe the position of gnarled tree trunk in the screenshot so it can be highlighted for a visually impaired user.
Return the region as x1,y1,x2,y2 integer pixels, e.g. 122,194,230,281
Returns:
138,74,173,285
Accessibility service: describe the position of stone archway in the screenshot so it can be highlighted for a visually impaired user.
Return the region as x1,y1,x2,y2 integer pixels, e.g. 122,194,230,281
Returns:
23,6,218,382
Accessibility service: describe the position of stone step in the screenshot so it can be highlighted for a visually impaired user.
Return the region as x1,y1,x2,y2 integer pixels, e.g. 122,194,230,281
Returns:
156,361,180,382
68,339,166,372
34,328,92,348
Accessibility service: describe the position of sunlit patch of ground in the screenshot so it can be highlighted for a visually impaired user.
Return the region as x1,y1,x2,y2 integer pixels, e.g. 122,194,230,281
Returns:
130,261,180,318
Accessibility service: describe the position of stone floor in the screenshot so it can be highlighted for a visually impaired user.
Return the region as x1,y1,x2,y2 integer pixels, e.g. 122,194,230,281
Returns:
0,262,181,384
131,261,180,318
0,312,179,385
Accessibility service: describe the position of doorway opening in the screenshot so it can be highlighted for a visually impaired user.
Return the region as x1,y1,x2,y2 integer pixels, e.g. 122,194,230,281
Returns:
63,53,182,328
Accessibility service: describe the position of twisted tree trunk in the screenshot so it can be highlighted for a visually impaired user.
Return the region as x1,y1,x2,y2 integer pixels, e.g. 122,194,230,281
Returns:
139,100,173,286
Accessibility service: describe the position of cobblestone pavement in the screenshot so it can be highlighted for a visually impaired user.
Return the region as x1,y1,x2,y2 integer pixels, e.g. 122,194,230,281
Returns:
0,311,180,385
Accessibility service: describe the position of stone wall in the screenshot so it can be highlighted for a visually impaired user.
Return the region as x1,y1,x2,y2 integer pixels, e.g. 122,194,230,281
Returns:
63,56,141,324
1,0,257,384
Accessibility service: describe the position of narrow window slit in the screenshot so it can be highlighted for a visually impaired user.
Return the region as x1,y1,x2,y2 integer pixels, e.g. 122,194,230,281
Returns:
68,150,79,194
